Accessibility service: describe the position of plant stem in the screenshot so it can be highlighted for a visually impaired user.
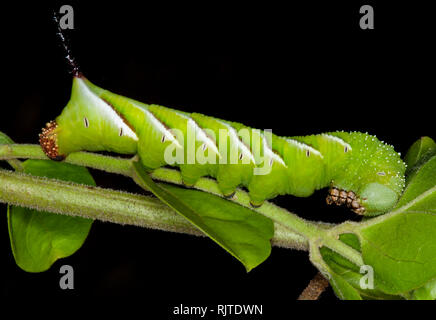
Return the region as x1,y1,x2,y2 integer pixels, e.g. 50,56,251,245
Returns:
0,168,307,250
297,272,329,300
0,144,363,265
0,144,132,175
1,144,321,237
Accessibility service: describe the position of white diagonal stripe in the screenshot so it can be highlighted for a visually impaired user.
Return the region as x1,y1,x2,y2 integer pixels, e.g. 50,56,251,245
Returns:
77,79,138,141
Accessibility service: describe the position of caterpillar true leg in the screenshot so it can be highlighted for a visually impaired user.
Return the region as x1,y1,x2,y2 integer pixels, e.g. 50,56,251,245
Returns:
326,187,365,215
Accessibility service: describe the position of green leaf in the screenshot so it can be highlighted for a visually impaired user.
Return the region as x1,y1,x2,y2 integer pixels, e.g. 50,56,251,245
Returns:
411,278,436,300
132,162,274,271
321,235,360,273
0,131,14,144
8,160,95,272
321,246,403,300
395,154,436,208
328,268,363,300
321,234,401,300
338,233,361,252
404,136,436,176
320,245,361,300
357,154,436,295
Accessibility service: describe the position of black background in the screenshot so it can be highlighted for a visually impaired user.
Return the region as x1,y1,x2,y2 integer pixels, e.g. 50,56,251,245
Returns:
1,0,434,312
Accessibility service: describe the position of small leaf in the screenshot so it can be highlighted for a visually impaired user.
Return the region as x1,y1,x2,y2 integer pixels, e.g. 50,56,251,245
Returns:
320,235,360,273
0,131,14,144
328,269,363,300
395,153,436,208
404,136,436,175
132,162,274,271
8,160,95,272
321,246,402,300
411,278,436,300
338,233,361,252
320,234,400,300
358,154,436,295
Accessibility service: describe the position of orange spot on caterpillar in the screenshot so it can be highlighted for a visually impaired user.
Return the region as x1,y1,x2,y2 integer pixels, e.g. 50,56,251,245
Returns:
39,120,65,161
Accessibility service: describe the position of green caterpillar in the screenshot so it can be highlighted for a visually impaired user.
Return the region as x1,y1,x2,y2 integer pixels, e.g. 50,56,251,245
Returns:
40,75,406,216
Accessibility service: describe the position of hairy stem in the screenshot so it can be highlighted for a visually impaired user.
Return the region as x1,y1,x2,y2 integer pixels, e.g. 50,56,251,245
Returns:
0,168,307,250
0,143,363,265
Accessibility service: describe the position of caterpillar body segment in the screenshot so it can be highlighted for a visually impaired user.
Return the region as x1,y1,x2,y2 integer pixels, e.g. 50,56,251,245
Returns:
40,76,406,216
